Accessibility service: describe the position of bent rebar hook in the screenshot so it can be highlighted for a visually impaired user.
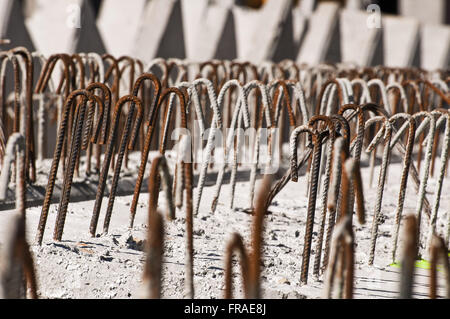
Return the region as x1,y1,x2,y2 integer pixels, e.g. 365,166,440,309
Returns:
175,79,220,218
0,133,37,299
10,47,35,182
412,111,436,257
35,89,101,245
52,90,106,241
128,74,162,227
210,80,250,212
129,87,188,229
389,113,416,263
425,109,450,251
364,115,392,265
244,81,273,209
312,115,352,276
290,124,323,285
90,95,143,236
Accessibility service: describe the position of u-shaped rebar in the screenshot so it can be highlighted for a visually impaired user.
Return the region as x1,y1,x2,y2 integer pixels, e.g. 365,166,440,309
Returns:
53,90,106,241
90,94,143,236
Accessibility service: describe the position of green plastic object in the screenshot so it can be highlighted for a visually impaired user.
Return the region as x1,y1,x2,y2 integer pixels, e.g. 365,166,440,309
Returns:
389,258,447,272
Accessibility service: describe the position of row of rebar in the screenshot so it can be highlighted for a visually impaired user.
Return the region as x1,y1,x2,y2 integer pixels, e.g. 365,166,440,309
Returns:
0,48,449,298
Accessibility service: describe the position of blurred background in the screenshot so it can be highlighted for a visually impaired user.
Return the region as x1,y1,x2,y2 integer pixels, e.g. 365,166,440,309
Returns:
0,0,449,70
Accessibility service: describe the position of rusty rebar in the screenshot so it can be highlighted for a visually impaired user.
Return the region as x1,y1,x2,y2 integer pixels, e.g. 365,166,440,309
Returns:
92,95,143,236
323,214,354,299
183,137,195,298
11,47,35,183
53,90,103,241
290,124,322,285
210,80,250,212
367,116,392,265
426,110,450,253
308,115,337,277
0,213,38,299
248,175,272,298
413,112,436,257
429,234,450,299
224,233,250,299
399,214,417,299
35,90,92,245
143,209,164,299
390,114,416,263
128,74,162,227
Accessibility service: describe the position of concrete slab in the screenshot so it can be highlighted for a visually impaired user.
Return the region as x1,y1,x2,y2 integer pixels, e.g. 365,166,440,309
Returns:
399,0,446,25
181,0,236,61
291,6,308,49
297,0,316,15
233,0,295,62
97,0,146,57
213,6,238,60
0,0,35,51
420,23,450,70
345,0,363,11
74,0,105,54
181,0,208,60
24,0,105,55
133,0,185,63
296,2,340,65
382,15,420,68
340,8,383,66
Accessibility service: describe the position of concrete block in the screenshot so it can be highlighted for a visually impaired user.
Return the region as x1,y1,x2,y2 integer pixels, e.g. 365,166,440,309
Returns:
382,15,420,68
399,0,447,25
296,2,340,65
181,0,236,61
298,0,316,15
345,0,363,11
24,0,105,55
233,0,295,62
291,0,318,42
133,0,185,63
340,8,383,66
181,0,208,60
291,5,308,53
74,0,105,54
97,0,146,57
421,23,450,70
0,0,35,51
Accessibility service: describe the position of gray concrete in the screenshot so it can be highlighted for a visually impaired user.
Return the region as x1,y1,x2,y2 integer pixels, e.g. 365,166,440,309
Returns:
382,15,420,68
340,8,383,66
296,2,341,65
233,0,295,62
133,0,185,63
97,0,147,57
75,0,105,54
24,0,105,55
420,23,450,70
181,0,236,61
291,5,308,56
0,0,35,51
399,0,447,25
